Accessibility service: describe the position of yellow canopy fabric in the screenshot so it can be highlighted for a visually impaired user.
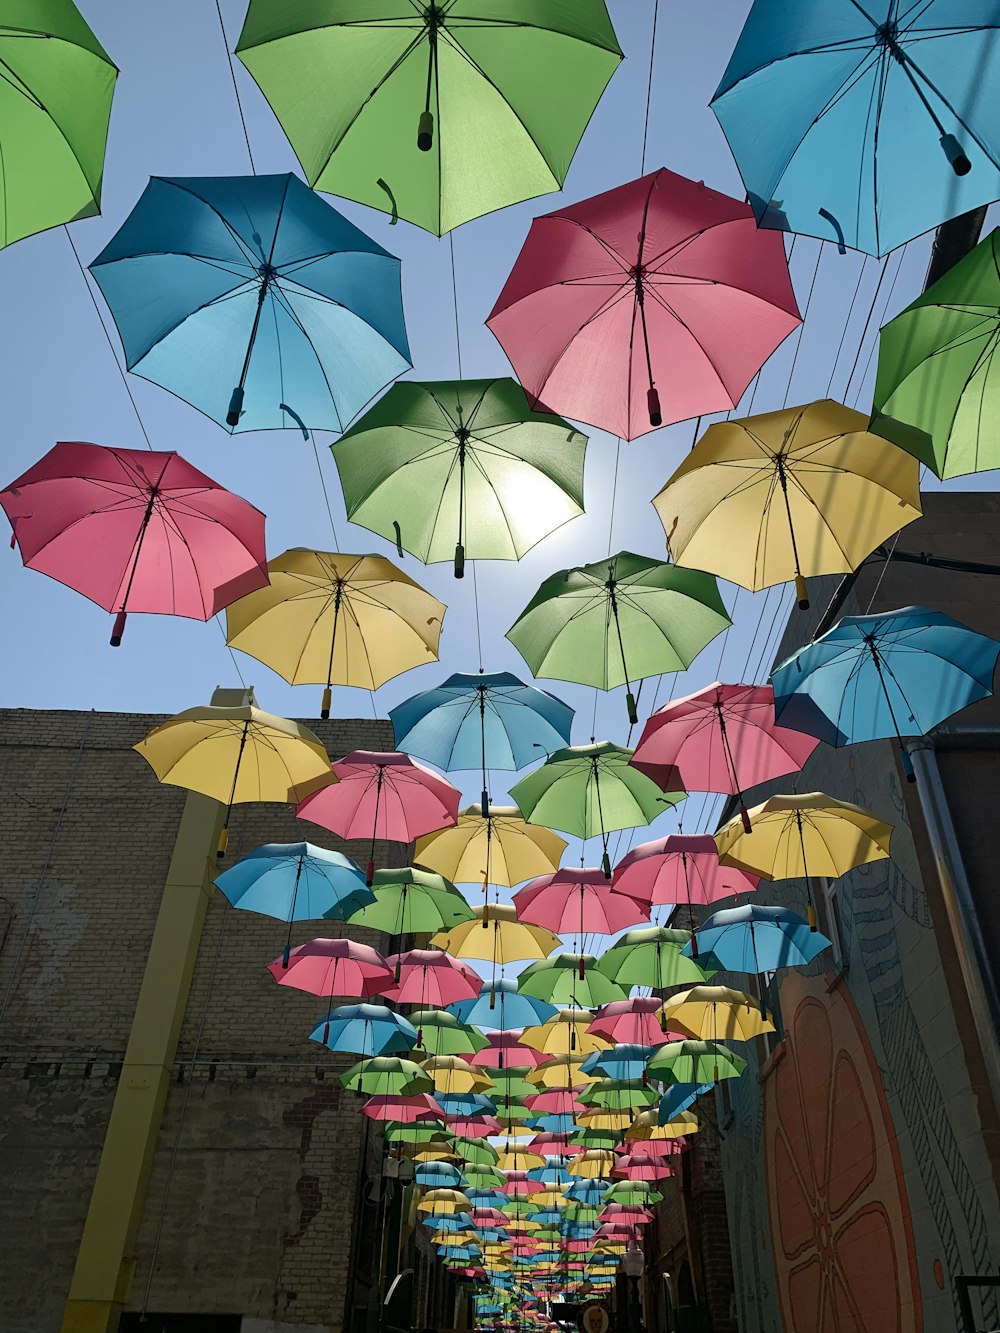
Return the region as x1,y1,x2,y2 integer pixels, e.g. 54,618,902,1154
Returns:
416,1188,472,1214
225,549,446,693
652,400,921,603
577,1108,632,1132
496,1142,545,1171
716,792,893,880
568,1150,616,1178
431,903,560,964
626,1110,700,1140
521,1009,611,1056
416,804,566,887
660,985,775,1041
526,1055,594,1089
420,1055,494,1095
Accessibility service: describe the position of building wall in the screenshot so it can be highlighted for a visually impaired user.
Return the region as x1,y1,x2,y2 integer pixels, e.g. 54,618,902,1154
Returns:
0,707,428,1333
716,494,1000,1333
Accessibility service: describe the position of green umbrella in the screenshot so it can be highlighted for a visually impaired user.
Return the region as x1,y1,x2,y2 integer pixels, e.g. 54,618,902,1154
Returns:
488,1068,537,1102
452,1135,500,1166
562,1204,600,1223
568,1127,619,1151
341,1056,433,1097
871,228,1000,479
518,954,627,1008
332,378,587,578
504,1198,540,1219
597,926,713,991
235,2,622,237
603,1181,662,1206
0,2,117,249
463,1164,506,1189
347,866,474,939
507,553,730,724
576,1079,658,1111
510,741,686,876
386,1125,455,1146
646,1039,747,1085
409,1009,489,1057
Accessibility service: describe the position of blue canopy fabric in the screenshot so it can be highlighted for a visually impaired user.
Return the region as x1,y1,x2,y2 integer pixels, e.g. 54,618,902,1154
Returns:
772,605,1000,749
422,1212,475,1231
438,1092,497,1118
683,904,831,973
308,1002,418,1056
527,1159,573,1184
712,0,1000,256
527,1114,578,1135
214,841,372,921
90,172,410,431
579,1044,655,1081
563,1180,609,1203
447,978,558,1029
657,1082,713,1125
415,1162,465,1187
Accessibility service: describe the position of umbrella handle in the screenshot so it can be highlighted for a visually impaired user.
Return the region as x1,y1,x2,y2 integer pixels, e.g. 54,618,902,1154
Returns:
454,541,465,579
626,691,638,726
601,849,612,880
941,133,971,176
111,610,127,647
226,385,245,427
216,826,229,858
647,387,662,428
795,574,809,611
418,110,434,151
739,803,752,835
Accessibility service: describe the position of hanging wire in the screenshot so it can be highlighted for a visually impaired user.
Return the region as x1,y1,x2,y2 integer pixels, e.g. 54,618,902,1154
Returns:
640,0,661,176
214,0,256,173
825,252,869,397
449,231,464,378
842,254,892,403
214,616,248,689
472,562,485,671
851,246,908,409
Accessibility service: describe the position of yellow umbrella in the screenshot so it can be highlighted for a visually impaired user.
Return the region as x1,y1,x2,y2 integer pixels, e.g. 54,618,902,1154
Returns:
569,1150,616,1179
652,399,921,609
225,549,446,715
430,1230,479,1246
577,1108,632,1133
526,1055,594,1089
496,1141,544,1171
660,985,775,1042
496,1120,533,1139
133,703,332,856
521,1009,611,1057
411,1147,460,1163
532,1189,567,1209
431,903,560,964
416,1188,472,1215
626,1110,700,1141
420,1055,495,1095
416,803,566,889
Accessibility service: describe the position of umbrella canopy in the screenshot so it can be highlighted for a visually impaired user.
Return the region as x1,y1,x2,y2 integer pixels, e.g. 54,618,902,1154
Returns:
409,1010,489,1058
652,400,922,610
657,1084,713,1125
506,553,730,723
382,949,482,1007
631,683,819,829
416,805,566,890
520,1010,611,1058
420,1056,495,1097
224,549,446,712
90,173,410,432
266,937,391,998
133,704,333,857
580,1046,656,1083
347,867,475,937
870,228,1000,478
449,980,558,1032
309,1003,417,1057
684,905,833,978
613,835,759,914
659,986,775,1043
518,956,628,1009
513,869,649,941
468,1032,545,1069
364,1093,445,1124
333,379,587,578
0,1,116,249
418,1189,474,1216
771,607,1000,775
712,0,1000,257
603,1181,662,1206
218,844,371,936
715,793,893,883
568,1151,616,1179
646,1040,748,1085
235,2,622,236
433,906,560,968
510,742,685,877
416,1162,465,1188
487,168,800,439
577,1080,658,1111
1,442,267,645
587,1000,687,1049
341,1056,433,1098
299,750,460,883
596,926,709,991
526,1056,594,1091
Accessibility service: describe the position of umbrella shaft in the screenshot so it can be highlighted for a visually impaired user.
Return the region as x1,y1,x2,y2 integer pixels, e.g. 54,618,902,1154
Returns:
117,489,158,620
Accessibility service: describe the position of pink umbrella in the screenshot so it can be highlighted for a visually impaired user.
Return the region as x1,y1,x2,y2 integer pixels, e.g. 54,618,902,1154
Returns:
599,1205,654,1224
613,834,758,909
471,1208,511,1225
266,937,393,999
448,1115,503,1137
298,750,459,884
588,999,687,1049
529,1135,582,1158
620,1139,686,1159
361,1093,444,1123
563,1239,598,1253
487,169,800,441
631,683,819,831
471,1032,547,1070
594,1223,643,1241
380,948,481,1007
504,1173,545,1196
524,1089,586,1116
612,1155,674,1181
1,442,268,645
512,869,649,975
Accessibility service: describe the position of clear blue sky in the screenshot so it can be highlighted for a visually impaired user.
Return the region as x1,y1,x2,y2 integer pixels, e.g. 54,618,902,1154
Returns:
1,0,997,880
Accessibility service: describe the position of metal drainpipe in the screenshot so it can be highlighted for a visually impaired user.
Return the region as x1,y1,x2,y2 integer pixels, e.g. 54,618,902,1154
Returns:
906,733,1000,1115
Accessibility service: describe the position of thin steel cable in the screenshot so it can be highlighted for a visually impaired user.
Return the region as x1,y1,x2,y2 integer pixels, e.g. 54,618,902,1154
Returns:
843,254,892,403
214,0,256,173
640,0,660,175
312,432,341,550
851,246,907,409
449,231,464,378
825,252,869,397
472,562,485,671
214,615,248,689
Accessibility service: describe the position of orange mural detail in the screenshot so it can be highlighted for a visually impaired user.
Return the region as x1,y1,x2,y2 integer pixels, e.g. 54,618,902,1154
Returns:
764,971,922,1333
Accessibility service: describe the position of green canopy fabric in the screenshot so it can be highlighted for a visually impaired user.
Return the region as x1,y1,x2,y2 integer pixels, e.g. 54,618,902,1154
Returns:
0,1,117,248
332,378,587,577
597,926,713,990
409,1010,489,1057
517,954,627,1008
576,1079,658,1110
871,228,1000,478
346,866,474,935
341,1056,433,1097
235,1,622,235
507,553,730,721
646,1039,747,1085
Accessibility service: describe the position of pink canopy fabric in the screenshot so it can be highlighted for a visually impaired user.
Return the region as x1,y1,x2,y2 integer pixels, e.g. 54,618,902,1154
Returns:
529,1135,582,1157
504,1172,545,1195
297,750,460,883
470,1032,547,1070
0,441,268,643
513,868,649,939
448,1115,503,1136
266,937,393,998
599,1205,654,1224
613,834,759,908
471,1208,511,1226
594,1223,643,1241
612,1155,674,1181
588,999,687,1048
524,1089,586,1116
380,948,481,1007
361,1094,444,1123
487,169,801,441
631,683,819,829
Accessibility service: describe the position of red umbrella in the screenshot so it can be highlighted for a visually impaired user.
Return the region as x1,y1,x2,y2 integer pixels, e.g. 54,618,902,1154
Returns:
588,999,687,1048
298,750,460,884
613,834,758,908
380,948,481,1007
2,442,268,645
512,868,649,975
362,1093,444,1123
487,169,800,441
631,683,819,832
470,1032,548,1070
266,937,393,998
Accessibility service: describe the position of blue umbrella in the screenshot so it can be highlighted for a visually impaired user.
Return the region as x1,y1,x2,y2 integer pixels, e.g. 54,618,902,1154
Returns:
466,1188,507,1207
215,841,373,964
772,606,1000,778
390,671,574,812
528,1158,573,1185
682,905,831,997
309,1002,417,1056
415,1162,465,1188
448,978,558,1030
90,173,410,431
436,1245,482,1261
422,1213,474,1232
532,1209,568,1227
438,1092,497,1119
563,1180,608,1204
712,1,1000,256
526,1114,578,1135
657,1082,713,1125
579,1044,655,1082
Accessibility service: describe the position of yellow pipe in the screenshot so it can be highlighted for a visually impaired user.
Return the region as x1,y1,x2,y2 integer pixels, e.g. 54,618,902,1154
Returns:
60,789,222,1333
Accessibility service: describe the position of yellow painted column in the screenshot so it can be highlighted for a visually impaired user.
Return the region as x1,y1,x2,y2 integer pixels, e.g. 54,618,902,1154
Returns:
60,788,222,1333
